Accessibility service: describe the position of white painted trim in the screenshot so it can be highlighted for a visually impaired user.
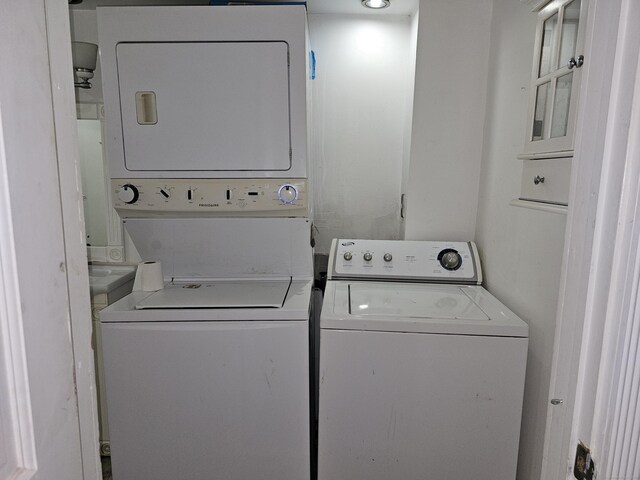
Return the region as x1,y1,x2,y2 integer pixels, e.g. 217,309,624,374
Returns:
517,151,573,160
44,2,102,479
585,3,640,475
0,93,37,480
540,0,636,478
509,199,568,215
522,0,552,13
540,0,617,477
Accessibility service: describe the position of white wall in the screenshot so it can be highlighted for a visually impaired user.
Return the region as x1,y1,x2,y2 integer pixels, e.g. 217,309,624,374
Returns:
474,2,567,479
309,14,415,254
404,0,492,241
77,119,108,245
400,11,420,234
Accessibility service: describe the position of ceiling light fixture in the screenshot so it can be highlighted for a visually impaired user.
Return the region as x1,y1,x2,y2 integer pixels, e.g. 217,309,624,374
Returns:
71,42,98,89
361,0,390,9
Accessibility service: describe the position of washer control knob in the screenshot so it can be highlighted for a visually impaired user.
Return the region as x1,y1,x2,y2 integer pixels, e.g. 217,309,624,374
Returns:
383,253,393,262
117,184,139,204
343,252,353,261
363,252,373,262
438,248,462,271
278,184,298,204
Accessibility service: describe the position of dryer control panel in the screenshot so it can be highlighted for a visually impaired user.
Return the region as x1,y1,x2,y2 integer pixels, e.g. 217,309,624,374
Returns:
328,239,482,284
111,178,308,217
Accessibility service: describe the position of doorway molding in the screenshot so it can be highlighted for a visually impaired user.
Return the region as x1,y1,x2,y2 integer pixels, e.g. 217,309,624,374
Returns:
541,0,640,477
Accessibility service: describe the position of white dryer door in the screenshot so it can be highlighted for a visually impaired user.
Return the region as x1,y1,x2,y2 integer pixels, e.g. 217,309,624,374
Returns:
116,41,291,172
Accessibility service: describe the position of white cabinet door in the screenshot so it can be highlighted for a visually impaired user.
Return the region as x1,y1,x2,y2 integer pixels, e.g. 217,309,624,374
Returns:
523,0,588,155
116,41,292,172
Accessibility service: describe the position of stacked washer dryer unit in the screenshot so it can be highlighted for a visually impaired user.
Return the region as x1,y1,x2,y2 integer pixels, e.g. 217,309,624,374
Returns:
97,6,312,480
318,239,529,480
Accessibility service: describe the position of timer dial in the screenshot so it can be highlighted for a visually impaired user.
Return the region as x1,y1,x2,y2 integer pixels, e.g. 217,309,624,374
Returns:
437,248,462,271
117,184,139,204
277,184,298,204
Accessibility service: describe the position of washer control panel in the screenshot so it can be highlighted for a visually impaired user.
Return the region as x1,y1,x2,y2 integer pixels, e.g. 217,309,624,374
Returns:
111,178,308,217
329,239,481,284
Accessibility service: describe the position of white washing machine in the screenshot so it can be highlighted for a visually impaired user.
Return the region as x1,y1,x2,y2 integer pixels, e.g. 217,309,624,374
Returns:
100,217,313,480
318,239,529,480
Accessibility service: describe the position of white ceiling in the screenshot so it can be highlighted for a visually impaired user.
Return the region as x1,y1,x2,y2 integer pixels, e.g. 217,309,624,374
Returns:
71,0,419,16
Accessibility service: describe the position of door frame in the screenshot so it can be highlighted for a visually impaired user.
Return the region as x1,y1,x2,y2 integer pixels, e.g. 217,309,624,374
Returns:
0,95,37,480
47,1,103,477
0,1,101,478
541,0,640,477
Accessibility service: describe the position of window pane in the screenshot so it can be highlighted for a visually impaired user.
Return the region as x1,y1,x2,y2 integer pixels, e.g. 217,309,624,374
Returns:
538,12,558,77
532,82,551,141
551,72,573,138
559,0,581,68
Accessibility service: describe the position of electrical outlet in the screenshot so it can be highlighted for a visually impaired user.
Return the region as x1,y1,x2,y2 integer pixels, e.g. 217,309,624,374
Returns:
574,442,595,480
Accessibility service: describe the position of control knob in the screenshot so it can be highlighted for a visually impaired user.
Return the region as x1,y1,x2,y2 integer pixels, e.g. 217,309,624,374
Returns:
363,252,373,262
343,252,353,261
278,184,298,205
437,248,462,271
383,253,392,262
117,184,139,204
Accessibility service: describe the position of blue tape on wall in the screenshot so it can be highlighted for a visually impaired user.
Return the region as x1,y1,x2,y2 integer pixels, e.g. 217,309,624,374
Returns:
310,50,316,80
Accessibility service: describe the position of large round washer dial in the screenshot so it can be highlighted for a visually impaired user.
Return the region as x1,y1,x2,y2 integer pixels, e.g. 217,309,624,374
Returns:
277,184,299,204
117,184,139,204
437,248,462,271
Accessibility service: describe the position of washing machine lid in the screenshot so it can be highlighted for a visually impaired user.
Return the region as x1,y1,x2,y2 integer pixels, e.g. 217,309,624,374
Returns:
135,278,290,310
349,284,489,320
323,281,528,337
